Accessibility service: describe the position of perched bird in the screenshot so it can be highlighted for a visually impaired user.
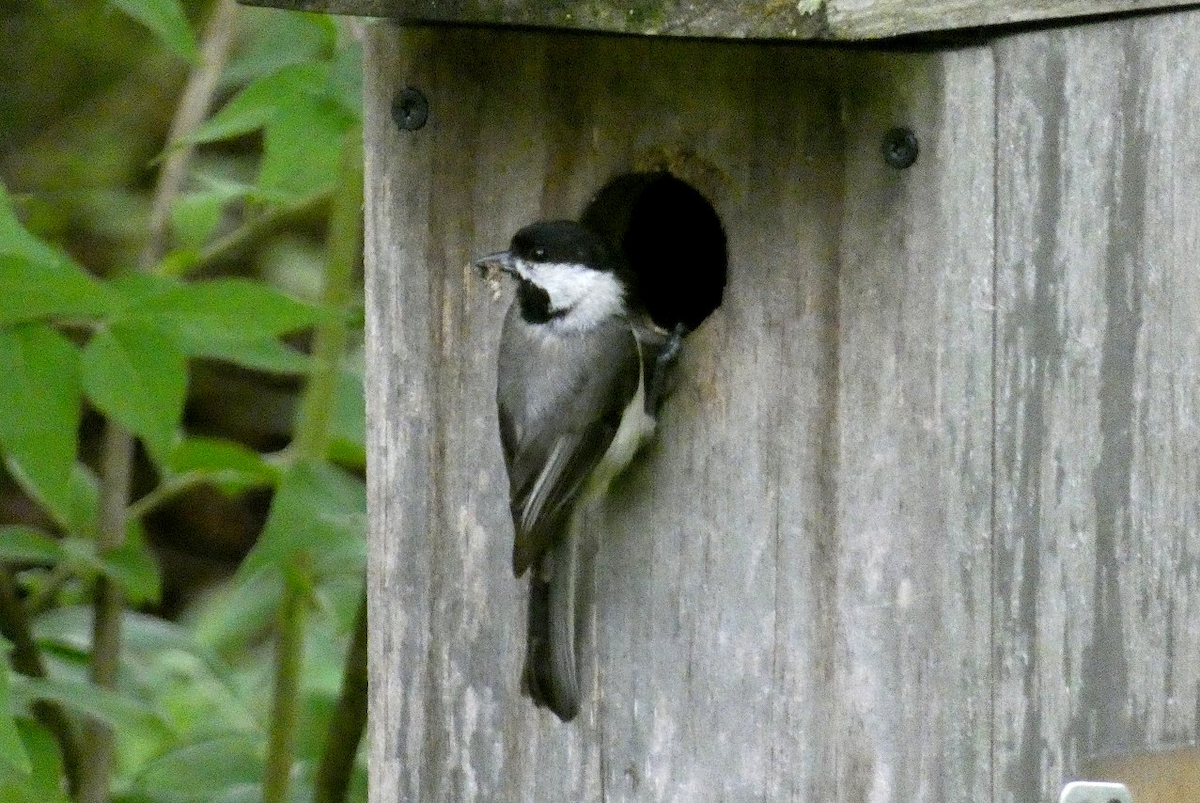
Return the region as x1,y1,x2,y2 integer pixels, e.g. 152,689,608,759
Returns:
476,220,682,721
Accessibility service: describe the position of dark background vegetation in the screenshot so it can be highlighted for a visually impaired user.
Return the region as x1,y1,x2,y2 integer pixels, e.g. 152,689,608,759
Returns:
0,1,369,800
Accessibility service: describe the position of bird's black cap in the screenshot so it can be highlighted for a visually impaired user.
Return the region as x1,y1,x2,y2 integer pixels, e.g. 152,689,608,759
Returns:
509,220,619,271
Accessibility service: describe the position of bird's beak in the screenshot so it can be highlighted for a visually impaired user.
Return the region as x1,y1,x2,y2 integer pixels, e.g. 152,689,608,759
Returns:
474,250,517,275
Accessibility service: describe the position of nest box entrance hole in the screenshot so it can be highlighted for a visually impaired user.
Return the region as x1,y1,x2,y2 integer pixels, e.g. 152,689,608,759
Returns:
580,172,727,332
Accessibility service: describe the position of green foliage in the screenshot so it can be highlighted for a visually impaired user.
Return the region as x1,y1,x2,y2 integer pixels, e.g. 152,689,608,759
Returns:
0,528,63,564
0,722,68,803
0,325,81,525
108,0,199,63
190,23,360,204
0,637,31,775
0,3,367,800
238,461,366,584
130,734,263,800
0,256,118,325
82,322,189,463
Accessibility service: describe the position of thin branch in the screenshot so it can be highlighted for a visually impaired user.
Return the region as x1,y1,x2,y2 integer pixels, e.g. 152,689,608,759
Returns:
0,567,82,794
262,568,308,803
293,125,362,461
140,0,241,271
127,471,207,520
127,469,273,520
313,587,367,803
79,423,134,803
178,191,327,277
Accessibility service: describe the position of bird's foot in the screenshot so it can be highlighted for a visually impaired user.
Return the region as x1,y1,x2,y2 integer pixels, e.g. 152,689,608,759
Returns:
645,322,688,415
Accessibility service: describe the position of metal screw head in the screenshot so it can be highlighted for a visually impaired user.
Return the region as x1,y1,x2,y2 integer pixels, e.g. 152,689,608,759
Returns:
881,126,919,169
392,87,429,132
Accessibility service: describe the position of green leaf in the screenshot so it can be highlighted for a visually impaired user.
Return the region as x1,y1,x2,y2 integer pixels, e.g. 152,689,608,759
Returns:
168,437,277,493
57,537,105,578
181,335,310,374
122,278,325,344
102,520,161,605
189,571,282,656
0,255,118,325
0,527,62,564
328,362,365,469
0,184,63,266
0,325,81,525
10,675,167,737
131,734,262,800
108,0,198,62
0,647,32,775
33,608,228,684
189,64,328,145
168,176,252,252
108,272,179,305
171,191,230,251
81,322,187,461
221,12,336,88
208,784,263,803
54,524,160,605
67,463,101,539
258,96,356,201
236,461,365,582
0,721,69,803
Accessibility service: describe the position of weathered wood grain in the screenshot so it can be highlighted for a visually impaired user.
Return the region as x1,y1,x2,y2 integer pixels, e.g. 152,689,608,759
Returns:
827,0,1200,39
365,23,997,801
240,0,1200,41
833,48,995,802
993,10,1200,802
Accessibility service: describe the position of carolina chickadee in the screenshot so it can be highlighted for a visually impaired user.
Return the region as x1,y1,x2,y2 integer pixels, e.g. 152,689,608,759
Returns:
476,220,682,721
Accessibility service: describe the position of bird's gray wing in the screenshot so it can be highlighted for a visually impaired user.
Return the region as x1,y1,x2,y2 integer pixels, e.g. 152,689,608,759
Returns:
498,318,640,577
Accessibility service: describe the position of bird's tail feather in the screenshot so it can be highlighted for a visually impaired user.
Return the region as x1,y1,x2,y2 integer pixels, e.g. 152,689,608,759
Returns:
523,530,580,721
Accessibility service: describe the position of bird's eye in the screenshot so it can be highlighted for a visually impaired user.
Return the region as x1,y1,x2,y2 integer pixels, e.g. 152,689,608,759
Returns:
532,247,546,260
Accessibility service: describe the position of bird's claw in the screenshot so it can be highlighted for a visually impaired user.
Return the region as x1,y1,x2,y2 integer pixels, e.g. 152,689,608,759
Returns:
656,323,686,371
645,322,688,415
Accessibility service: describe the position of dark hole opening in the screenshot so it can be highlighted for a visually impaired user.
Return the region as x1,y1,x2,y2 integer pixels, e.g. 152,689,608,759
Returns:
580,172,727,332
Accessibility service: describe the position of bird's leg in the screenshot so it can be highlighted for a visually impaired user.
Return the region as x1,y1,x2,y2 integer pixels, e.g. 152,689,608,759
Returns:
645,322,687,415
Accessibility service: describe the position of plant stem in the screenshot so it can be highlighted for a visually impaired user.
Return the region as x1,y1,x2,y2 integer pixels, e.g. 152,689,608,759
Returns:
262,567,308,803
293,125,363,461
140,0,241,271
182,192,328,277
79,422,134,803
313,587,367,803
262,124,362,803
127,468,274,520
0,567,82,794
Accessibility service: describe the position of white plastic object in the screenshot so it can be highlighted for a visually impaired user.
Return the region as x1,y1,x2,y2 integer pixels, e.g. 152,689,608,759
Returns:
1058,781,1133,803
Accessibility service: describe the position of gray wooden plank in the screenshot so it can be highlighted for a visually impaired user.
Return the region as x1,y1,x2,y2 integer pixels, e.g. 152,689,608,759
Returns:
363,26,439,803
993,9,1200,801
240,0,1200,41
366,23,997,801
827,0,1200,39
834,48,995,802
241,0,827,37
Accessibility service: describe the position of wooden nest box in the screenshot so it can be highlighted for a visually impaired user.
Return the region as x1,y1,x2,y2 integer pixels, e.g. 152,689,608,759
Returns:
243,0,1200,799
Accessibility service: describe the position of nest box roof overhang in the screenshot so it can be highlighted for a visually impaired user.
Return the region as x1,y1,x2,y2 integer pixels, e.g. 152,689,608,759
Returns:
236,0,1200,41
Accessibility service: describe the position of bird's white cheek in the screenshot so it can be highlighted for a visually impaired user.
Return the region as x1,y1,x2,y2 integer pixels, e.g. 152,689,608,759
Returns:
522,262,625,331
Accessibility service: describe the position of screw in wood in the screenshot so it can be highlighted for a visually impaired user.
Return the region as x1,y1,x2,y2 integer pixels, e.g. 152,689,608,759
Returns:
881,126,919,169
392,87,429,132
